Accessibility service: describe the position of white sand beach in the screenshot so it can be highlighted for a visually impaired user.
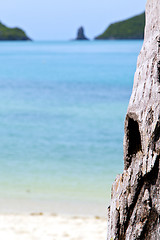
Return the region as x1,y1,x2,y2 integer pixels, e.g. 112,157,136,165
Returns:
0,197,108,239
0,213,107,240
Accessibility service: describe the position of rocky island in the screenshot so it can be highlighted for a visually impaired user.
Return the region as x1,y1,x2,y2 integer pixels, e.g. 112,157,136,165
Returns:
95,12,145,40
75,26,89,40
0,22,31,40
107,0,159,239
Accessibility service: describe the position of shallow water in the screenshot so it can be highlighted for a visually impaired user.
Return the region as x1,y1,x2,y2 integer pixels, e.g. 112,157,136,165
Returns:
0,40,143,212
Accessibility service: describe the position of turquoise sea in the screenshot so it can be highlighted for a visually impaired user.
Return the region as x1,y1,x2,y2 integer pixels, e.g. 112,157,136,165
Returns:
0,40,143,214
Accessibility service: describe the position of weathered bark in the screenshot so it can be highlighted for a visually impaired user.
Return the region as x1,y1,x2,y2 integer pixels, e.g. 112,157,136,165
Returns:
107,1,160,239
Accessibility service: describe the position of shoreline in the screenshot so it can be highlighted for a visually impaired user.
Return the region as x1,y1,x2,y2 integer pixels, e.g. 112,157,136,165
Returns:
0,197,109,217
0,197,108,239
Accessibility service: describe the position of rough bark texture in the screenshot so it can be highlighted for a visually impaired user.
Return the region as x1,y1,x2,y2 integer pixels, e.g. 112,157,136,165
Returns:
107,1,160,239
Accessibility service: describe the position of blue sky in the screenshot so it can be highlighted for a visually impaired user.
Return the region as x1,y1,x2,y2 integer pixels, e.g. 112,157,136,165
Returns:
0,0,146,40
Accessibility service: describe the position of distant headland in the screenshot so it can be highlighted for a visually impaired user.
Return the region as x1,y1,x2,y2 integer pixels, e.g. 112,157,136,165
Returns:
95,12,145,40
0,22,31,41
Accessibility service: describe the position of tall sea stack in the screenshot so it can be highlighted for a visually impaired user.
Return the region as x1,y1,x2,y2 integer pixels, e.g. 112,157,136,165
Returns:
75,26,89,40
107,0,160,239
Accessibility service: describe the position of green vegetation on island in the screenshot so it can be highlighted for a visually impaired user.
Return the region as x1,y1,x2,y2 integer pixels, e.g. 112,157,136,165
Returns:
0,22,31,41
95,12,145,40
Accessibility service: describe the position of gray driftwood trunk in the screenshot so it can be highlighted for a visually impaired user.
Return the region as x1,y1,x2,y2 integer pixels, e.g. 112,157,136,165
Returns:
107,0,160,239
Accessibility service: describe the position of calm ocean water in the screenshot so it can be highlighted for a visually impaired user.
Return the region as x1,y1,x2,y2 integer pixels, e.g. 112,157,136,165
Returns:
0,40,143,211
